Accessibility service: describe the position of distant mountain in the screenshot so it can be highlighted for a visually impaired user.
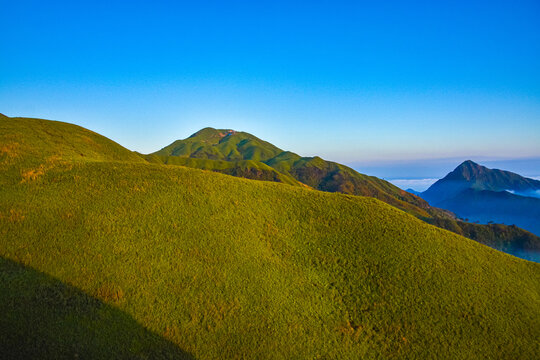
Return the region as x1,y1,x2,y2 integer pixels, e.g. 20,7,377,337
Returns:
423,160,540,203
149,129,540,255
406,188,422,196
437,189,540,235
422,160,540,235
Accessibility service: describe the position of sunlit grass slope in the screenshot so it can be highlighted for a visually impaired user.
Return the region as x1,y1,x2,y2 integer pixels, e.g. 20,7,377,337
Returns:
1,116,539,358
153,127,433,218
143,153,303,187
152,125,540,253
0,114,145,166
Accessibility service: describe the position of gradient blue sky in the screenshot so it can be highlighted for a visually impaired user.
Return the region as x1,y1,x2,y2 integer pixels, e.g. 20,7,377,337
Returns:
1,0,539,178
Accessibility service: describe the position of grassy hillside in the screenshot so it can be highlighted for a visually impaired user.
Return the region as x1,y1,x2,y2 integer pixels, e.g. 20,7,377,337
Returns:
426,217,540,261
142,153,303,187
0,115,145,166
0,256,193,359
152,126,540,253
1,115,540,358
152,127,433,218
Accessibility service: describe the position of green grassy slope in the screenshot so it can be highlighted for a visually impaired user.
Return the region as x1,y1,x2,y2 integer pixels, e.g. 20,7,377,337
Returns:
0,115,145,166
143,153,303,187
0,257,193,360
153,127,436,218
154,127,283,162
152,126,540,252
1,117,540,358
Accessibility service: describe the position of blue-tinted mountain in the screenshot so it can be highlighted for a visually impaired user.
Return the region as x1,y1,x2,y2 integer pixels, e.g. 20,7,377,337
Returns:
422,160,540,236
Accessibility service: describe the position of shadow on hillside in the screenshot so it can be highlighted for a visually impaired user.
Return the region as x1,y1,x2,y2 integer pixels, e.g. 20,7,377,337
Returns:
0,256,194,360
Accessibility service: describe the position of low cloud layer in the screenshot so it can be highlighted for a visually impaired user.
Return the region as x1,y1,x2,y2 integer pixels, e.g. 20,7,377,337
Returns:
506,189,540,199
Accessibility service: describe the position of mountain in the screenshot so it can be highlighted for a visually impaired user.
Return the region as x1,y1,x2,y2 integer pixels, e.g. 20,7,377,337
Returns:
406,188,422,196
2,115,540,359
150,128,540,256
422,160,540,236
150,127,433,218
423,160,540,205
437,188,540,236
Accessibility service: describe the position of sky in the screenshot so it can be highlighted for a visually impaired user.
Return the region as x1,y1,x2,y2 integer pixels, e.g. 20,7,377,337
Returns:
1,0,539,181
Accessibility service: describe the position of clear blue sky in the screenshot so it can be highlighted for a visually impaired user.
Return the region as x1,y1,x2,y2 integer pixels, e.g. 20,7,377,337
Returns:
1,0,539,177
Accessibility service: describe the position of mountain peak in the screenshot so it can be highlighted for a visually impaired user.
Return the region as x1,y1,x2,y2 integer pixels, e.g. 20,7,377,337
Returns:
460,159,479,167
154,127,284,162
189,127,236,140
449,160,487,181
423,160,540,206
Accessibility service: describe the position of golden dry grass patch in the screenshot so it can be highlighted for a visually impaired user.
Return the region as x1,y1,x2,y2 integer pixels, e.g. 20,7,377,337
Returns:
0,209,26,223
0,142,19,158
20,165,46,182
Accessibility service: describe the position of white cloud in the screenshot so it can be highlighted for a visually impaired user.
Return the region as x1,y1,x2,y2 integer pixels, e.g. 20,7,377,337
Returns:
505,189,540,199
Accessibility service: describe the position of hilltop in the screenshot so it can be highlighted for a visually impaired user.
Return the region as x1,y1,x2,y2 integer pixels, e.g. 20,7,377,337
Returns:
1,115,539,358
0,115,145,165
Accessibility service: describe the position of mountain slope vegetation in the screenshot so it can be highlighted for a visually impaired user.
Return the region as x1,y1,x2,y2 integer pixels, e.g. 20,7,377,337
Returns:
152,127,433,218
1,115,540,358
151,127,540,254
0,114,145,166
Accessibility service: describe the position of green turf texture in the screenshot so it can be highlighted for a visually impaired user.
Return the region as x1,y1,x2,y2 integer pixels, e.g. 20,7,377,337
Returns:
1,115,539,359
150,125,540,252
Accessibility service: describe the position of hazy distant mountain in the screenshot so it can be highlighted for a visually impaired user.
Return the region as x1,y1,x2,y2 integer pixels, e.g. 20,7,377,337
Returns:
422,160,540,235
406,188,422,196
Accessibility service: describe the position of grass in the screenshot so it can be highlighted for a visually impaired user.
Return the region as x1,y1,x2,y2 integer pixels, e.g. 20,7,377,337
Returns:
152,127,433,218
142,154,302,187
0,257,193,360
0,115,145,166
151,125,540,252
1,115,540,358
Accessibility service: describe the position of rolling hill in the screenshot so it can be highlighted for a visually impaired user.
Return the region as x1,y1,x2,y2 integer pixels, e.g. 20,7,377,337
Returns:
422,160,540,236
151,127,434,218
1,115,540,358
150,127,540,256
0,113,145,165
